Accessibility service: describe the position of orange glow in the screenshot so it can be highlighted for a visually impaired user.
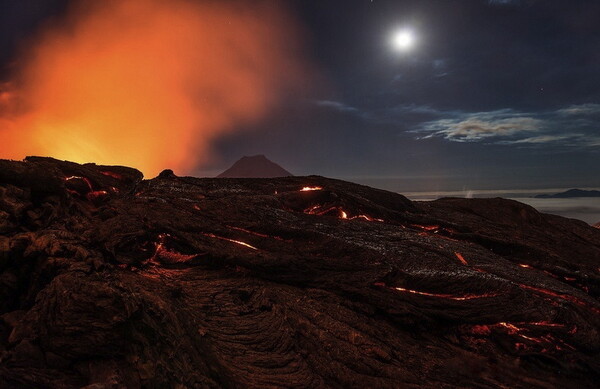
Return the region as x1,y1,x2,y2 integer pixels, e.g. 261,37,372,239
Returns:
498,322,521,334
86,190,109,201
227,226,288,241
300,186,323,192
203,233,258,251
392,287,499,301
454,252,468,265
519,284,600,314
99,171,123,180
150,233,199,265
0,0,310,176
412,224,440,232
351,214,384,222
303,205,383,222
65,175,93,191
468,321,574,351
303,205,339,216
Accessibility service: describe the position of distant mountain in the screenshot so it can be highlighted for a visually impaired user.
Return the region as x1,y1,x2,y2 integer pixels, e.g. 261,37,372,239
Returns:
535,189,600,199
217,155,293,178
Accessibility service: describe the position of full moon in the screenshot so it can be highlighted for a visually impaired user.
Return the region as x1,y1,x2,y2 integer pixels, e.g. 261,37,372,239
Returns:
392,29,416,51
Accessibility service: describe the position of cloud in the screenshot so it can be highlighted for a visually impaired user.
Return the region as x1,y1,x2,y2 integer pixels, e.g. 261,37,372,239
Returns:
315,100,361,114
313,98,600,150
487,0,522,6
315,100,446,123
417,110,541,141
557,103,600,116
503,135,576,144
415,105,600,148
390,105,443,116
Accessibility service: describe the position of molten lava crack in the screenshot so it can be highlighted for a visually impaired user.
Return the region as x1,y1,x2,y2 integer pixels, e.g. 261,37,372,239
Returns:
374,283,500,301
202,233,259,251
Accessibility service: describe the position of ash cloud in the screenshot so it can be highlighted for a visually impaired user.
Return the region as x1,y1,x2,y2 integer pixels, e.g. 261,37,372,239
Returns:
0,0,313,176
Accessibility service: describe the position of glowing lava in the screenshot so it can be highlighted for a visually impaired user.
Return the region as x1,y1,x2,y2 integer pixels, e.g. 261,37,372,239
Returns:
227,226,288,242
455,252,468,265
300,186,323,192
150,233,200,265
392,287,499,301
302,204,383,222
374,283,499,301
519,284,600,314
350,214,384,222
100,171,124,180
468,321,576,352
202,233,258,251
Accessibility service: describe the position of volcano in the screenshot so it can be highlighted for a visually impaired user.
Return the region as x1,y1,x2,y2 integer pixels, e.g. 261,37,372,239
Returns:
217,155,293,178
1,157,600,388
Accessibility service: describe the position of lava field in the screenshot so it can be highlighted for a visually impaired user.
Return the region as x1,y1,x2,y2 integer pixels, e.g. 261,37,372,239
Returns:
1,157,599,388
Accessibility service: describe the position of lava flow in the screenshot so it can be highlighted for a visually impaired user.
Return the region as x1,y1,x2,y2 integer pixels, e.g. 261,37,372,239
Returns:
519,284,600,314
300,186,323,191
467,321,577,352
303,205,383,222
149,233,201,265
2,157,600,388
374,283,500,301
201,232,259,251
455,252,468,265
64,175,111,201
227,226,288,242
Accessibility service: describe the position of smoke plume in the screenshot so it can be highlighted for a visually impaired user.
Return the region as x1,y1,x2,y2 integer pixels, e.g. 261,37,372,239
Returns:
0,0,311,176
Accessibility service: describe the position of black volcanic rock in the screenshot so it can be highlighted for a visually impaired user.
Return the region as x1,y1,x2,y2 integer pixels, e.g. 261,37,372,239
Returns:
535,188,600,198
217,155,292,178
1,157,600,388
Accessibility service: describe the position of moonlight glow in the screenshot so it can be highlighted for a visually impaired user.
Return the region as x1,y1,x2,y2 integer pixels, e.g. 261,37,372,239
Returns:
392,29,416,51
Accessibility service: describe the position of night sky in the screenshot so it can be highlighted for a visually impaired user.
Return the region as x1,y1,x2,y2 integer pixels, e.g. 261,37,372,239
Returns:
1,0,600,192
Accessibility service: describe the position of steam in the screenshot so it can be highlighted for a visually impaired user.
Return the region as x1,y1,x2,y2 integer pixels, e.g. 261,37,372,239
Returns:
0,0,310,176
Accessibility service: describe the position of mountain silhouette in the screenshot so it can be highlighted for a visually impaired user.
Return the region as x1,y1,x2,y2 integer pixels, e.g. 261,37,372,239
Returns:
217,155,292,178
535,188,600,198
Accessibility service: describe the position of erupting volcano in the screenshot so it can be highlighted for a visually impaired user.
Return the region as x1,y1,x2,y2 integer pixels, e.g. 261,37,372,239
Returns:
0,0,311,176
0,157,599,388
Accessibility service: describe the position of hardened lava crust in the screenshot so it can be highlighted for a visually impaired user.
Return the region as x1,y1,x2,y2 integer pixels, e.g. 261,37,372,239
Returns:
0,157,599,388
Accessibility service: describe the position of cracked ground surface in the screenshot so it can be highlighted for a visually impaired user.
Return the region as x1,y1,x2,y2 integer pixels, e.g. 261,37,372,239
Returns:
1,157,599,388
